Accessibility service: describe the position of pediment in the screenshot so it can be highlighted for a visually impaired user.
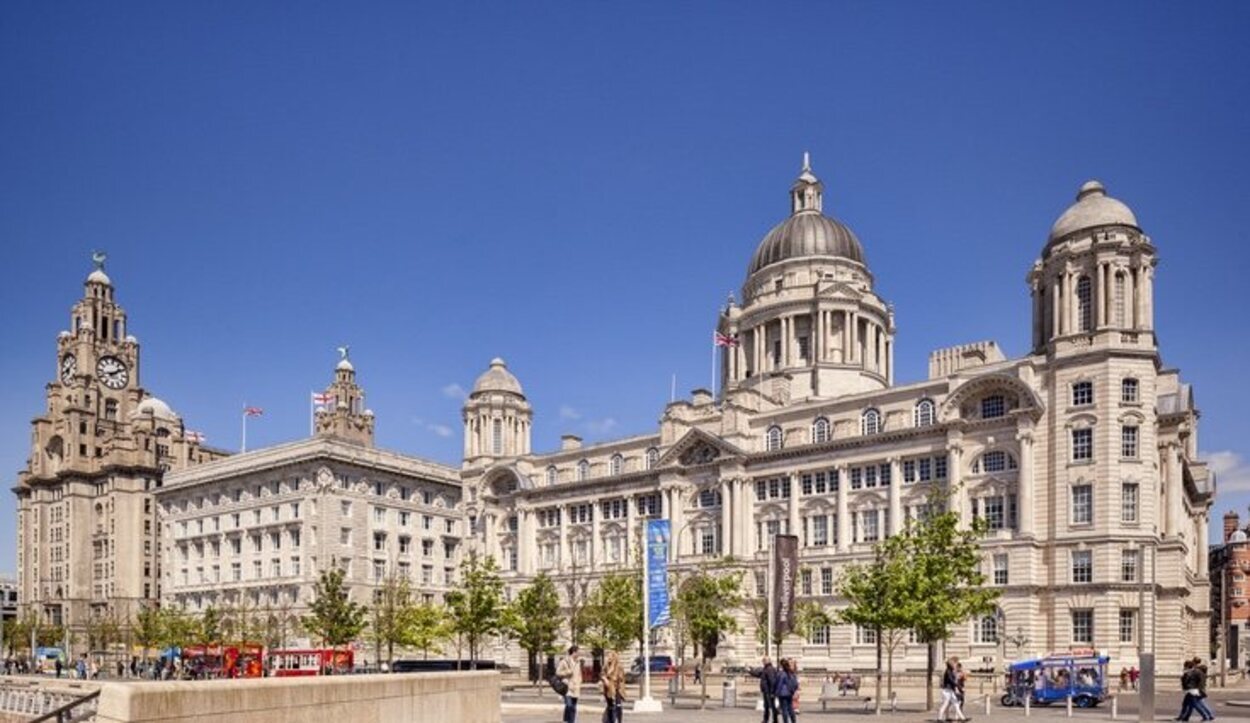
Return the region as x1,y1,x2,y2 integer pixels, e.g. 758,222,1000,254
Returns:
655,428,744,468
817,281,866,301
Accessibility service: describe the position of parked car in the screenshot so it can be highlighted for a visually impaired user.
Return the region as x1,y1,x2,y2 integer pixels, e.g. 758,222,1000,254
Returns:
625,655,674,683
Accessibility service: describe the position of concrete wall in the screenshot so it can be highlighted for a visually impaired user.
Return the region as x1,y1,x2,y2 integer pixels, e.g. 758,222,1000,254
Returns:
94,671,500,723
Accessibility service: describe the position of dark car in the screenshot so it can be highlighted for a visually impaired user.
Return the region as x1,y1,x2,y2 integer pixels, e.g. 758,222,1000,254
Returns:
625,655,674,684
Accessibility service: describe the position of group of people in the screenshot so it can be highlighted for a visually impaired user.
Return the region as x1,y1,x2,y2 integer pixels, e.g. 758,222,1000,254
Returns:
1118,666,1142,690
554,644,627,723
936,657,969,722
758,657,801,723
1176,657,1214,722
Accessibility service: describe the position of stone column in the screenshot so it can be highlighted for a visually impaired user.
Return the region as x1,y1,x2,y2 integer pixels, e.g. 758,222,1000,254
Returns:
1097,262,1108,328
948,442,968,527
836,466,850,552
591,502,601,569
1052,276,1063,337
736,478,751,558
781,316,791,367
721,478,733,556
1166,442,1182,538
558,504,569,572
788,473,800,539
1198,513,1209,574
888,458,902,536
1143,264,1155,330
669,486,684,562
1016,429,1035,536
625,498,636,566
518,508,533,574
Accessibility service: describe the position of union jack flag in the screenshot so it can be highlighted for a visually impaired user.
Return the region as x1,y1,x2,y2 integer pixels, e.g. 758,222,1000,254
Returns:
243,406,264,417
311,392,336,406
185,430,205,444
713,332,740,348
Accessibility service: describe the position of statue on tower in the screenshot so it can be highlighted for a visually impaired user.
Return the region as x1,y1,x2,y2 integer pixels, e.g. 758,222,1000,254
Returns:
336,345,350,360
91,250,107,270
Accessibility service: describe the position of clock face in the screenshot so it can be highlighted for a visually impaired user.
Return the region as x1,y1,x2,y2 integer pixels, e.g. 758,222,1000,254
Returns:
60,355,77,384
96,356,129,390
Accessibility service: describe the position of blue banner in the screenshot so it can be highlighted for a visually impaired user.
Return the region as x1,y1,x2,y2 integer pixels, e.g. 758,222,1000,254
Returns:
646,519,671,628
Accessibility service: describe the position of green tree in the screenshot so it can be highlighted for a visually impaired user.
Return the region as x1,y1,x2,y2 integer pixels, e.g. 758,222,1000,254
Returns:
196,605,222,645
445,552,506,669
507,572,562,684
582,570,643,654
674,565,745,708
369,574,415,665
159,607,198,648
133,605,164,661
406,602,451,660
898,491,1001,709
85,612,122,654
836,541,915,713
303,568,368,652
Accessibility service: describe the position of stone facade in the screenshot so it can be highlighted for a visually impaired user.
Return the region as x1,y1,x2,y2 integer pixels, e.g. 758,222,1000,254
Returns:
462,162,1213,674
12,259,228,636
1209,512,1250,669
155,360,463,645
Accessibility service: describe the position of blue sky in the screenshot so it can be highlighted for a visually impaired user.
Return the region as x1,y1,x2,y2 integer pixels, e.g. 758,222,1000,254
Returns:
2,2,1249,571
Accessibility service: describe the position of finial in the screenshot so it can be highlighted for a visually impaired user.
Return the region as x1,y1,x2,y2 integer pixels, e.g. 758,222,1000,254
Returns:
336,345,350,360
802,151,811,172
91,250,107,271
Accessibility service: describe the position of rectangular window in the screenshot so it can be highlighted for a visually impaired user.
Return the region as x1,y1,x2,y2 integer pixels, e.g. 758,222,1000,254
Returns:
864,466,878,488
820,567,833,596
373,532,386,552
341,501,352,517
1072,428,1093,461
1122,378,1139,403
918,457,932,482
1121,425,1139,458
993,553,1009,585
1119,609,1136,644
1072,381,1094,407
855,626,878,645
801,474,813,496
1121,549,1139,583
340,528,352,545
1072,609,1094,644
801,569,812,596
1121,483,1139,523
1072,550,1093,583
808,624,830,646
812,516,828,547
983,496,1005,531
903,460,916,484
861,511,879,542
981,395,1006,419
1072,485,1093,525
700,527,717,555
850,468,862,490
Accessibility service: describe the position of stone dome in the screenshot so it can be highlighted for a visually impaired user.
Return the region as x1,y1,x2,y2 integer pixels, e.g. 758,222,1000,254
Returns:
1048,180,1139,243
747,155,866,277
86,269,111,286
336,358,354,372
472,358,524,396
1233,529,1248,544
133,397,176,419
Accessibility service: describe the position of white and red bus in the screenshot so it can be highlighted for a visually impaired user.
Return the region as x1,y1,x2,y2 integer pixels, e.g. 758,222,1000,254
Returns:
268,648,354,677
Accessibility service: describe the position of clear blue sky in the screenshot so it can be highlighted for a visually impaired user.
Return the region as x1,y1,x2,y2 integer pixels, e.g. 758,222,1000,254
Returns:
3,2,1249,572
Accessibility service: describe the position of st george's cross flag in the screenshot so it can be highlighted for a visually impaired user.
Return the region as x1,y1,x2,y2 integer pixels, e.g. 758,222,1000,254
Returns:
311,392,336,406
243,406,264,417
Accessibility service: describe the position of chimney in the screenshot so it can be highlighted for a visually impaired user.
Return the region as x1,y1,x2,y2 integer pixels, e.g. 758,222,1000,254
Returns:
1225,511,1241,542
560,434,583,451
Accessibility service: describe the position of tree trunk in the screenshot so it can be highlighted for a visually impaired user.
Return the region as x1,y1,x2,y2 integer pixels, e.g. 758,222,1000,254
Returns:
700,655,708,709
925,640,935,711
874,626,882,715
887,639,894,704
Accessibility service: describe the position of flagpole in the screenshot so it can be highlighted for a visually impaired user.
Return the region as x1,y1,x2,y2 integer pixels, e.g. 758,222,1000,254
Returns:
309,391,314,437
711,336,716,398
241,405,247,453
669,374,676,403
768,533,776,659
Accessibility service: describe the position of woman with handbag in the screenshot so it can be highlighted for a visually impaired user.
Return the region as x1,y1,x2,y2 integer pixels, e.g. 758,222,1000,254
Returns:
600,650,626,723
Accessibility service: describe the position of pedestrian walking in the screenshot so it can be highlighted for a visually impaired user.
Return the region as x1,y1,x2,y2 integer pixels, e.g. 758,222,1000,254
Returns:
955,661,967,708
555,645,583,723
53,657,62,678
600,650,625,723
775,659,799,723
759,657,779,723
75,655,86,680
1130,666,1139,690
693,663,702,684
936,657,967,722
1189,659,1215,721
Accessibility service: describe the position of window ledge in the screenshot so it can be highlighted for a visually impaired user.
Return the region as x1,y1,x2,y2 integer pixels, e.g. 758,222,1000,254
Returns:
1068,459,1095,467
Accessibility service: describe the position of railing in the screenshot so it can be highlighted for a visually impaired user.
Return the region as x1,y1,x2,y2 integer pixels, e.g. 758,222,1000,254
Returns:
30,690,100,723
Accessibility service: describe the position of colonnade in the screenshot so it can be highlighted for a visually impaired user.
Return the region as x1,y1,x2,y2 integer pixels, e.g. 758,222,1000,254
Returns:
1040,259,1154,342
731,308,892,382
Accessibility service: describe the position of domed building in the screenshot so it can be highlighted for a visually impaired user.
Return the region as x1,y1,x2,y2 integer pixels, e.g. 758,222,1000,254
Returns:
462,159,1213,676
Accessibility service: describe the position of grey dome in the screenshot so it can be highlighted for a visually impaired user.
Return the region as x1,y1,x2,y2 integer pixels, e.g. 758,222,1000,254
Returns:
133,397,176,419
748,213,865,276
86,269,111,286
1048,180,1139,243
472,358,524,396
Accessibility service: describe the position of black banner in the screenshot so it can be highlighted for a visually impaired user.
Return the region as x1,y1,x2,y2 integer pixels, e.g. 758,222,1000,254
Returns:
772,534,799,638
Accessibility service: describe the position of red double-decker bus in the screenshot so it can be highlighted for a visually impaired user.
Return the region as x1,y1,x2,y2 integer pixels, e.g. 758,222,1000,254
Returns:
268,648,354,677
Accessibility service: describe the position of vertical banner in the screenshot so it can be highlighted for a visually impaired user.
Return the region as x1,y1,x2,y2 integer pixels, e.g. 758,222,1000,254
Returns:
646,519,671,628
772,534,799,638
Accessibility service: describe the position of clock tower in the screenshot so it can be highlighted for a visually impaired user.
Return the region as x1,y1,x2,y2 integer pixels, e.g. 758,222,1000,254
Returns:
13,256,228,645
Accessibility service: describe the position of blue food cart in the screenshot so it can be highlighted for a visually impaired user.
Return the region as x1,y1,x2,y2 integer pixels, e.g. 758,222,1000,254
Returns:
1001,653,1110,708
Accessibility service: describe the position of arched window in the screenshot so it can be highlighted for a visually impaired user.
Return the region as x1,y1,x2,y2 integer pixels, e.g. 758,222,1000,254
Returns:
546,466,557,486
914,399,935,427
1114,271,1127,327
861,409,881,436
491,419,503,455
811,417,831,444
974,612,1000,644
645,447,659,470
610,454,623,476
1077,275,1092,332
577,459,590,481
104,399,118,421
765,426,783,452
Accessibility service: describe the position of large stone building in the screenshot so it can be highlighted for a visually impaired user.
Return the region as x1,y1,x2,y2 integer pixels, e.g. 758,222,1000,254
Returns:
1210,511,1250,669
155,355,464,643
462,159,1214,673
13,258,228,637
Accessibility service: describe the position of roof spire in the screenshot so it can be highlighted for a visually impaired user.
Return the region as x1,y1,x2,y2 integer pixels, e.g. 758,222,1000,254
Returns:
790,152,823,215
802,151,811,172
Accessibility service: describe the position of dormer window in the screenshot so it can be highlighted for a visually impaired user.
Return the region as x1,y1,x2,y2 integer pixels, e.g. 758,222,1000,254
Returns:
914,399,935,427
610,454,623,477
577,460,590,482
811,417,830,444
861,409,881,436
546,466,557,486
645,447,659,470
765,426,783,452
